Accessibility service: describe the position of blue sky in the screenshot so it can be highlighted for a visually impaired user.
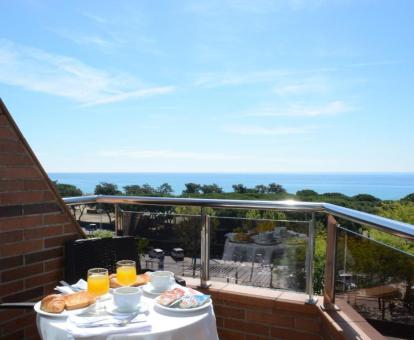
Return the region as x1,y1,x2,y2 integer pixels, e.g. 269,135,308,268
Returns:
1,0,413,173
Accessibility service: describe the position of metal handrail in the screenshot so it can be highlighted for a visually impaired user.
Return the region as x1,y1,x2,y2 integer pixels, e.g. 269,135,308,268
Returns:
63,195,414,239
63,194,414,305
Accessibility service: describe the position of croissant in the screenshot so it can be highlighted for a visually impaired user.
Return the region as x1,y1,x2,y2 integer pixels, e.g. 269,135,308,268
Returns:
109,272,150,288
40,294,65,313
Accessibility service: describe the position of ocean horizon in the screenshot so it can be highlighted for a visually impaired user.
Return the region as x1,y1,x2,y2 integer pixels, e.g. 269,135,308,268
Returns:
48,172,414,200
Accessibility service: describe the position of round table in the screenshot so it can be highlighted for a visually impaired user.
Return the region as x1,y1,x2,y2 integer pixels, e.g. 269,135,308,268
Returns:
37,293,218,340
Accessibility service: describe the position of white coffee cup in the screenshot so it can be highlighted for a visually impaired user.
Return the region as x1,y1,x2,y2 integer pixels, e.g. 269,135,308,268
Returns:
150,271,174,292
113,286,142,312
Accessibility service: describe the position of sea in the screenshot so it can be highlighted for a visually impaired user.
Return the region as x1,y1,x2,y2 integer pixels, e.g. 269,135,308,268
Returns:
47,173,414,200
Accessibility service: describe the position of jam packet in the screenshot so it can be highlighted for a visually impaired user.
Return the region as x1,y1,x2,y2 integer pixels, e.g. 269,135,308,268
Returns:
157,288,186,306
178,294,210,309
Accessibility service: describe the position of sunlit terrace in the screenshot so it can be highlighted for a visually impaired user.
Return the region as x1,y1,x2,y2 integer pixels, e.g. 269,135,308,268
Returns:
1,100,414,339
64,195,414,339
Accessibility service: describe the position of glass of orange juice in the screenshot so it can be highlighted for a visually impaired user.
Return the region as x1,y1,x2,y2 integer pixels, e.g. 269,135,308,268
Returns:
116,260,137,286
87,268,109,314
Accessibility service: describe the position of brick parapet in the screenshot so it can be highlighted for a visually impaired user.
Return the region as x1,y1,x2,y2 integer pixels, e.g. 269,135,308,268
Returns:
0,100,83,339
184,278,385,340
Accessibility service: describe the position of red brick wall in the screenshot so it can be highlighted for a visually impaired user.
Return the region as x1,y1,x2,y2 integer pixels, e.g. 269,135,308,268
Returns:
0,100,83,339
190,279,385,340
208,290,322,340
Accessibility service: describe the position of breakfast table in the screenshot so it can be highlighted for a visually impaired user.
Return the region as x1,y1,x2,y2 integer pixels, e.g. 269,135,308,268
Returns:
36,289,218,340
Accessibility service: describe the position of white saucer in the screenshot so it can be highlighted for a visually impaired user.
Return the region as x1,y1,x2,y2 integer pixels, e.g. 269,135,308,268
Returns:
155,298,212,313
105,302,148,316
142,283,175,296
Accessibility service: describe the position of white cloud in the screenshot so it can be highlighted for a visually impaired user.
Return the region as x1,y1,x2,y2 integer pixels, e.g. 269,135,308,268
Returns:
188,0,327,14
98,149,254,161
55,31,113,48
0,39,174,106
195,70,290,87
82,12,108,24
194,60,398,89
225,0,327,12
245,101,351,117
81,87,176,107
194,68,334,88
222,125,316,135
274,77,329,96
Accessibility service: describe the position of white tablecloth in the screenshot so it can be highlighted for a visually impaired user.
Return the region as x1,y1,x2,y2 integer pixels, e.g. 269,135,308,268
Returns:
37,293,218,340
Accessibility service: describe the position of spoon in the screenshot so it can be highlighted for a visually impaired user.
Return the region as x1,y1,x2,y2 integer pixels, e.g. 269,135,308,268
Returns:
76,311,141,328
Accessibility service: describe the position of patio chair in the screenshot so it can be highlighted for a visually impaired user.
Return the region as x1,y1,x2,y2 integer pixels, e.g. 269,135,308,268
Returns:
65,236,186,286
0,237,185,310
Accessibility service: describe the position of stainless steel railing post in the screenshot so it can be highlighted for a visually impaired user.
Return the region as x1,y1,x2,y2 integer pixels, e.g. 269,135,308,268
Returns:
200,208,211,288
305,212,318,304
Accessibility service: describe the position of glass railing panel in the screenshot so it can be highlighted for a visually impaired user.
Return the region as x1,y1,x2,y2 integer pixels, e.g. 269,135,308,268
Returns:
209,212,310,292
69,203,115,237
335,225,414,339
121,208,201,279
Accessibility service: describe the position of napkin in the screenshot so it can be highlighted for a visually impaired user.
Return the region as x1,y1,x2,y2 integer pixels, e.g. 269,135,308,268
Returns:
66,314,151,338
55,279,87,294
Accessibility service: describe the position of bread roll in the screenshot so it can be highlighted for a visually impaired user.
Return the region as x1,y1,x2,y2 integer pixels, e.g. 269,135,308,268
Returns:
40,294,65,314
64,291,95,310
109,272,150,288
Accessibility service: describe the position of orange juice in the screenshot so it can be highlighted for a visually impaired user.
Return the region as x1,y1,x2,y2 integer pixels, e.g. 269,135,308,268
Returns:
116,265,137,286
87,274,109,296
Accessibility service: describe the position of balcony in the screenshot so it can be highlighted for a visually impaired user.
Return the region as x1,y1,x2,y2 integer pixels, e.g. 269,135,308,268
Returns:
61,195,414,339
1,101,413,339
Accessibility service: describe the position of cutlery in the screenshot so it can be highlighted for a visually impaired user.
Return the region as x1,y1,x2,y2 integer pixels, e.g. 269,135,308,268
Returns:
77,319,145,328
76,311,140,328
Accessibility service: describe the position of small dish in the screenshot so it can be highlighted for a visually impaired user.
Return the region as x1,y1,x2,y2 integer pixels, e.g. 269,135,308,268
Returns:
142,283,176,296
154,298,212,313
105,301,148,316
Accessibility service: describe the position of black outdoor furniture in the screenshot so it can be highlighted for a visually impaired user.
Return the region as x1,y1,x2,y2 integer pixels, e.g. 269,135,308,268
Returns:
0,237,186,311
65,236,186,286
65,236,140,282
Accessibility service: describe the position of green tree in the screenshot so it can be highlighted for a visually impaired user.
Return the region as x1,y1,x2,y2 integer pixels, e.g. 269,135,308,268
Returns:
123,184,156,196
402,193,414,203
314,230,327,295
244,209,286,232
142,184,156,195
94,182,122,224
124,185,143,196
95,182,121,196
158,183,173,196
268,183,286,194
54,182,85,221
232,184,248,193
182,183,201,195
352,194,381,203
377,201,414,225
296,189,318,200
201,184,223,194
54,182,83,197
254,185,269,194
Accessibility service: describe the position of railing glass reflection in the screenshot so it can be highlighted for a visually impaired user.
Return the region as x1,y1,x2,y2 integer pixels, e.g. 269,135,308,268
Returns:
335,224,414,338
209,215,309,292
